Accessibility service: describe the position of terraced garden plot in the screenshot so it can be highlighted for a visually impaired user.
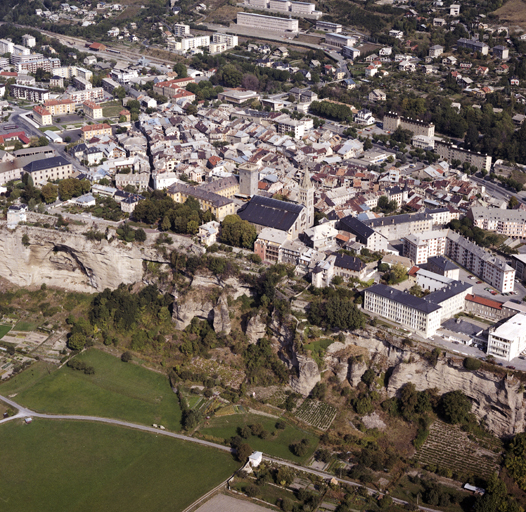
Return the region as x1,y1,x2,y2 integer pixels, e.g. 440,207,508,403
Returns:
415,421,500,479
294,399,337,431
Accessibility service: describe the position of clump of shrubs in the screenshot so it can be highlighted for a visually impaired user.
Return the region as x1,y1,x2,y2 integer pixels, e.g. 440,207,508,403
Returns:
67,358,95,375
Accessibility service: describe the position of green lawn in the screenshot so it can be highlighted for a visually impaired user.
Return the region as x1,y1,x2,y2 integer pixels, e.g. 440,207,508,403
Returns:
13,320,37,331
200,413,318,463
103,105,124,118
0,349,183,430
0,324,11,339
39,126,60,132
0,419,239,512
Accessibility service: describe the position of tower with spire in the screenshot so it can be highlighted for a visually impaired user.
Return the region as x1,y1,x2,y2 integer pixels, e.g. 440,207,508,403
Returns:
299,167,314,228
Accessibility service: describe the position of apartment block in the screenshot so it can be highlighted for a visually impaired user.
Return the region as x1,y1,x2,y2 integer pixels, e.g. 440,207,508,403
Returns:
23,156,73,183
488,313,526,361
436,140,492,172
32,105,53,126
65,87,104,104
445,231,515,293
10,84,50,102
404,229,448,265
383,112,435,138
457,38,489,55
325,33,357,49
81,123,112,141
212,33,239,47
43,99,75,116
83,100,103,120
173,23,190,37
237,12,299,32
468,207,526,238
362,212,434,240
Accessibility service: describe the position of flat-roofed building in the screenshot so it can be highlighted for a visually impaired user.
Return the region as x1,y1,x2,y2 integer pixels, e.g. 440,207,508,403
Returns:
488,313,526,361
436,140,492,172
254,227,289,263
404,229,448,265
316,21,342,32
10,84,49,102
173,23,190,37
325,33,356,48
212,33,239,47
416,268,454,292
65,87,104,104
237,12,299,33
511,254,526,281
383,112,435,138
217,89,260,105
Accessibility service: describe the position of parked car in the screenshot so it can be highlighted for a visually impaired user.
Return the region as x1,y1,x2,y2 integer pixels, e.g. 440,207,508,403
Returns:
476,281,482,284
508,366,516,370
491,291,498,295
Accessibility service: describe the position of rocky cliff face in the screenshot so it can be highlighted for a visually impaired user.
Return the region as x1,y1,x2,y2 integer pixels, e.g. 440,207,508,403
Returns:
387,359,525,438
0,225,170,292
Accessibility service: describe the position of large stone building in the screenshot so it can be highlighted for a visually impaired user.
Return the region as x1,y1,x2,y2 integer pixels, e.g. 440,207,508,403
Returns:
362,212,434,240
298,169,314,228
339,216,388,252
237,195,308,239
82,123,112,141
382,112,435,138
44,99,75,116
435,141,492,172
238,163,259,196
237,12,299,32
23,156,73,183
445,231,515,293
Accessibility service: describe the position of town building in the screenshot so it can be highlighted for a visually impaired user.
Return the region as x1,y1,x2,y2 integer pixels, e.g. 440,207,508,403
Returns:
43,99,75,116
315,21,342,32
429,45,444,58
362,212,434,240
427,255,460,280
23,156,73,182
7,204,27,229
298,169,314,228
212,33,239,47
32,105,53,126
435,140,492,172
404,230,448,265
487,313,526,361
465,294,509,321
416,268,454,292
237,195,308,239
236,12,299,33
342,46,360,59
173,23,191,37
254,227,289,263
468,207,526,238
238,163,259,196
22,34,36,48
83,100,103,120
339,216,388,252
445,231,515,293
456,38,489,55
81,123,112,141
511,254,526,281
325,33,357,49
65,88,104,104
493,45,509,60
167,182,236,221
382,112,435,138
10,84,50,102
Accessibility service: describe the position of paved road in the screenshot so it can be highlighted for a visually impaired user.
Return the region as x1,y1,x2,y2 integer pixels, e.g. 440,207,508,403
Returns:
0,394,440,512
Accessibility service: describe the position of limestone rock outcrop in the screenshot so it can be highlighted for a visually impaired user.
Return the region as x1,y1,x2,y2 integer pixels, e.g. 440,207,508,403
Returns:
246,312,267,344
0,225,169,292
290,354,321,396
387,360,525,437
213,295,231,335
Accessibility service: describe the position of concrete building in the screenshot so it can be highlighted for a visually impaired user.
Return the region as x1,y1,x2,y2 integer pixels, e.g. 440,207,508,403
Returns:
364,284,442,337
10,84,50,102
435,140,492,172
342,46,360,59
416,268,454,292
65,88,104,104
325,33,357,49
217,89,260,105
212,33,239,47
237,12,299,33
173,23,190,37
198,220,221,247
0,39,14,54
427,255,460,280
32,105,53,126
7,204,27,229
382,112,435,138
362,212,434,240
404,230,448,265
170,35,210,51
487,313,526,361
429,45,444,58
457,38,489,55
254,227,289,263
465,294,508,321
446,231,515,293
22,34,36,48
23,156,73,183
316,21,342,32
468,207,526,238
83,100,103,120
493,45,509,60
238,163,259,196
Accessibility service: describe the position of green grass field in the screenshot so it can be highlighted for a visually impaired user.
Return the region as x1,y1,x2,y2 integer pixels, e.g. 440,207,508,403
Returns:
13,320,37,331
103,105,124,118
0,349,182,430
0,419,238,512
0,324,11,339
200,413,318,463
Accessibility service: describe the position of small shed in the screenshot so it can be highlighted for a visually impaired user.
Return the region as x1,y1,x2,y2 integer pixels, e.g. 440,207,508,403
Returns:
248,451,263,467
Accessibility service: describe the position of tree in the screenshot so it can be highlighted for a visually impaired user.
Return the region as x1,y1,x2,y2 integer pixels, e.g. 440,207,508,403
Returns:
114,86,126,100
505,433,526,490
174,63,187,78
325,295,365,331
310,382,326,400
186,104,198,116
236,442,252,463
220,215,257,249
68,333,86,351
21,234,30,246
41,183,58,204
508,196,520,209
463,357,481,371
221,64,243,88
135,228,147,242
38,136,49,147
121,351,132,362
440,390,471,424
361,368,376,387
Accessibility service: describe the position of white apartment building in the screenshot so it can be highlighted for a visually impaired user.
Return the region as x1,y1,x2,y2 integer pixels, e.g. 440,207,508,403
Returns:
12,44,30,56
487,313,526,361
22,34,36,48
404,229,448,265
173,24,190,37
325,33,357,49
446,231,515,293
237,12,299,32
170,35,210,51
73,76,92,90
364,284,442,338
212,33,239,47
65,87,104,104
316,21,342,32
0,39,14,54
468,207,526,239
416,268,454,292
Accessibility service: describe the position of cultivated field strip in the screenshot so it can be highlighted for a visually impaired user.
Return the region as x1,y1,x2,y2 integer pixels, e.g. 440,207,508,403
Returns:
415,421,500,478
295,399,337,431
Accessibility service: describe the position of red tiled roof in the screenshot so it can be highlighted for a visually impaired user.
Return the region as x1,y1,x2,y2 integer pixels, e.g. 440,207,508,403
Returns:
81,123,111,132
408,266,420,277
465,294,502,310
0,131,29,144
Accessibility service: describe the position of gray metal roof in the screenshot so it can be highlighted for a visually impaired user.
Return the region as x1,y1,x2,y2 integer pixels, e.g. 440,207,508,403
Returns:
237,195,303,232
365,283,441,313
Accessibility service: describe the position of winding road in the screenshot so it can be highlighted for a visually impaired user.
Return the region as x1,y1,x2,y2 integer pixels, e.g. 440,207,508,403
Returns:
0,394,440,512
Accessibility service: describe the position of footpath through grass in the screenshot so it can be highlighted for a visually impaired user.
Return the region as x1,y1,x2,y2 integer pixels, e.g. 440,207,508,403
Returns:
200,412,318,463
0,349,183,430
0,419,239,512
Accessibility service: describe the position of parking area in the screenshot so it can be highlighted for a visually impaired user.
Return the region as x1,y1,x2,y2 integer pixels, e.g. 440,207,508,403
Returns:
456,267,525,302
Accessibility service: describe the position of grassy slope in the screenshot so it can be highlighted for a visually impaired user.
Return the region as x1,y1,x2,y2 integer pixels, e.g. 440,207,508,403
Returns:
0,349,182,430
0,324,11,339
0,419,238,512
200,413,318,463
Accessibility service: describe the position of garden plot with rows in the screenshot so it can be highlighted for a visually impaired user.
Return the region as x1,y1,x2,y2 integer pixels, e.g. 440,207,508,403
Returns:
294,399,337,431
415,421,500,479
